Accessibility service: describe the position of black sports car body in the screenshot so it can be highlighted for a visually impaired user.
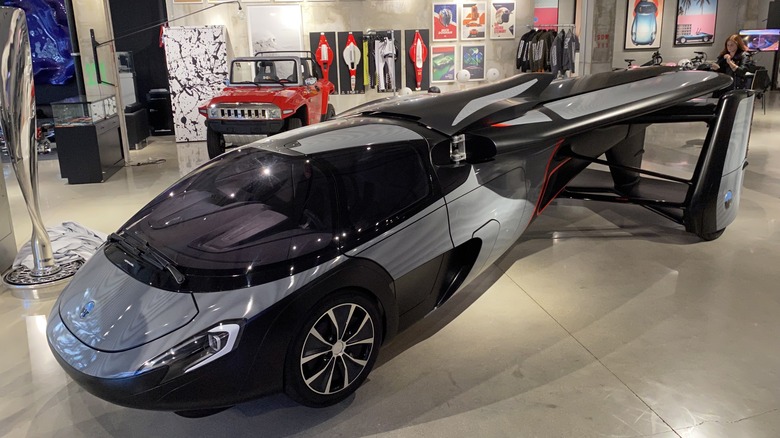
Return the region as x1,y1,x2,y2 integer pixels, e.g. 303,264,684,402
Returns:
47,67,755,414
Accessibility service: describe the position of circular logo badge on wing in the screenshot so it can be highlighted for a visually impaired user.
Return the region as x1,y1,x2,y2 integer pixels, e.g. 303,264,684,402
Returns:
724,190,733,209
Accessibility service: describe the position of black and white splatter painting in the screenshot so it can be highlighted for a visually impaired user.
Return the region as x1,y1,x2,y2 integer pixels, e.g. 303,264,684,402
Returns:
162,26,228,142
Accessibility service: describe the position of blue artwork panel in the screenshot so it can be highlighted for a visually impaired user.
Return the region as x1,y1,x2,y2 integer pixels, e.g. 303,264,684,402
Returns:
4,0,74,85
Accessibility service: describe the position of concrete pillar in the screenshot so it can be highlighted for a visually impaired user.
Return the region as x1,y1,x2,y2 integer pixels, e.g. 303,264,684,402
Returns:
580,0,616,75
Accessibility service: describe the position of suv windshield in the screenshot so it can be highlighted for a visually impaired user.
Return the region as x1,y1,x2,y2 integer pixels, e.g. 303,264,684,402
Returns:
231,59,299,85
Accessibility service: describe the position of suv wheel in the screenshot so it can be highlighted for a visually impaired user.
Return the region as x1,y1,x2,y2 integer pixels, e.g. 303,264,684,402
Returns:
324,104,336,121
206,128,226,159
287,117,303,130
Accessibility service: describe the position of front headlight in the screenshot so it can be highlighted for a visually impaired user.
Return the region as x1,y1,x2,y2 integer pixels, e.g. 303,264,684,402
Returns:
268,106,281,119
138,322,242,378
209,106,219,118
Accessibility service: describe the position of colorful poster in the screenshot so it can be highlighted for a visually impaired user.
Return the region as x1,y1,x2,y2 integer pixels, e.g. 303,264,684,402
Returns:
433,3,458,41
461,2,486,40
462,44,485,81
625,0,664,49
534,0,559,28
490,1,516,39
674,0,717,45
431,45,456,82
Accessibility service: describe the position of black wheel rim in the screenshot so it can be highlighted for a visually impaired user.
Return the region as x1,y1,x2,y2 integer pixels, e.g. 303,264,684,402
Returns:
299,303,375,395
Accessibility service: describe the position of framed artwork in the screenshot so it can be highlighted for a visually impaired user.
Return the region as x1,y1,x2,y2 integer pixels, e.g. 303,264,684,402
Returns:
431,45,456,82
246,4,303,54
433,3,458,41
461,2,487,40
462,44,485,80
674,0,717,45
625,0,664,49
534,0,559,28
490,1,516,39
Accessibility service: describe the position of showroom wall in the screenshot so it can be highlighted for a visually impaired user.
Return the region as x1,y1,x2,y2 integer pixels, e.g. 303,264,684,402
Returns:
612,0,776,70
165,0,576,111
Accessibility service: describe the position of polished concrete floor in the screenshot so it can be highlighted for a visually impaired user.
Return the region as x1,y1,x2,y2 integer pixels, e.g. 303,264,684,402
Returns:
2,92,780,437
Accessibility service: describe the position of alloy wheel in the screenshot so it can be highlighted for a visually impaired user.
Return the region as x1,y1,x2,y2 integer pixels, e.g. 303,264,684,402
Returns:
299,303,376,395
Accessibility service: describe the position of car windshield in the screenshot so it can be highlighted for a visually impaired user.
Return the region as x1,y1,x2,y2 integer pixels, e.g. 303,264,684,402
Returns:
231,59,298,85
637,3,656,13
119,148,336,274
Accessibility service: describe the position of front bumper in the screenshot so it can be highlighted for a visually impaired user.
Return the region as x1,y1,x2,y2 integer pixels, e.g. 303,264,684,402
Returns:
46,307,286,411
207,119,285,135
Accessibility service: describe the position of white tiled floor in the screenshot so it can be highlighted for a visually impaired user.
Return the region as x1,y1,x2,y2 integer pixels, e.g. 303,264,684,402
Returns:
1,92,780,437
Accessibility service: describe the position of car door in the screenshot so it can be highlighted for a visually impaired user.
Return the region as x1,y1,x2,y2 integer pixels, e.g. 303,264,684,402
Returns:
301,58,325,123
314,133,452,318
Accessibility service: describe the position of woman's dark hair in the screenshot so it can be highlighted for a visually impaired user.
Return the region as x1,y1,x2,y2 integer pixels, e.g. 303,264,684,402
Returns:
719,34,748,57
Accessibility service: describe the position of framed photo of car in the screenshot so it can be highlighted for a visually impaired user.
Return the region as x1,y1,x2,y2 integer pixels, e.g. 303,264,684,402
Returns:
461,2,486,40
674,0,717,46
431,45,456,82
624,0,664,50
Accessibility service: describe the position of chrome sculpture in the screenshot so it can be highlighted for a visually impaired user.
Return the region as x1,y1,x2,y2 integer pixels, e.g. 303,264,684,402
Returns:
1,7,81,298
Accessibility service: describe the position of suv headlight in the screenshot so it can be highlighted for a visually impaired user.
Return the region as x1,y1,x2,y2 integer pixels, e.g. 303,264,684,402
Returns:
138,322,242,379
268,106,281,119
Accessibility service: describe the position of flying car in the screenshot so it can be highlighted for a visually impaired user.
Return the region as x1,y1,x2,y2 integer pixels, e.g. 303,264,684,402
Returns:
47,67,754,416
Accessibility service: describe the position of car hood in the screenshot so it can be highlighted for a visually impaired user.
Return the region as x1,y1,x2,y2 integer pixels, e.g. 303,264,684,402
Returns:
210,87,301,107
58,250,198,352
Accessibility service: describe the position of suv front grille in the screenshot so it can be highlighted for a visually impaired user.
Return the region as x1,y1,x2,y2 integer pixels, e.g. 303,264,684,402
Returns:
211,104,280,121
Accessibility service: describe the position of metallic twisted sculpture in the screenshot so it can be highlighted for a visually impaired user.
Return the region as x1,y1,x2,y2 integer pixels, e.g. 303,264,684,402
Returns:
1,7,81,298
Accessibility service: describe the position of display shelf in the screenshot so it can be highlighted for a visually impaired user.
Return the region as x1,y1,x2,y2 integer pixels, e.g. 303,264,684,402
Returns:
52,95,118,126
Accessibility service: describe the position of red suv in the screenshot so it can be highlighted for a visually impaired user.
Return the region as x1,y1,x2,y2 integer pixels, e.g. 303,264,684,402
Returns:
200,52,335,158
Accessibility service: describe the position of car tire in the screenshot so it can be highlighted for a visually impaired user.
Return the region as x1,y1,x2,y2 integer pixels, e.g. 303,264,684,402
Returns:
174,406,231,418
324,104,336,121
284,291,383,408
287,117,303,130
698,229,725,241
680,37,687,44
206,128,226,159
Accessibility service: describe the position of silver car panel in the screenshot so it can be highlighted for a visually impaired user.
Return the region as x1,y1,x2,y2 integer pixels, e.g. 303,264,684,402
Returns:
48,253,348,378
347,200,451,279
58,251,198,352
544,72,720,120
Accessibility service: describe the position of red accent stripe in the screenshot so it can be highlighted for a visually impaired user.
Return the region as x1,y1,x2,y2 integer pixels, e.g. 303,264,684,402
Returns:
533,139,567,217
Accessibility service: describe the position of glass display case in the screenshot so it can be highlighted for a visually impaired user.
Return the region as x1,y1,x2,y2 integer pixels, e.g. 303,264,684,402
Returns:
52,95,124,184
52,95,118,126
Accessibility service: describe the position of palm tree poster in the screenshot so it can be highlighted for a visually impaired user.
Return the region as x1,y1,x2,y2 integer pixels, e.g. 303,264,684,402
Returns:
674,0,717,45
625,0,664,50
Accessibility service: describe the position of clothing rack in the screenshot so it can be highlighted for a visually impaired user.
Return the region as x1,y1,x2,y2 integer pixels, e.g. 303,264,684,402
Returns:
364,30,399,95
526,23,576,29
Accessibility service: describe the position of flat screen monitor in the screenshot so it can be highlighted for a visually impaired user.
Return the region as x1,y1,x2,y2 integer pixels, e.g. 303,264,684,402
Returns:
739,29,780,51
